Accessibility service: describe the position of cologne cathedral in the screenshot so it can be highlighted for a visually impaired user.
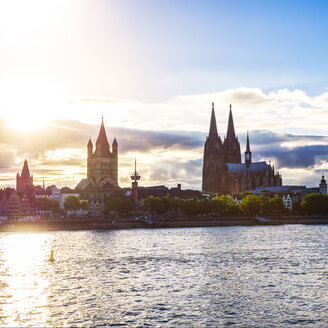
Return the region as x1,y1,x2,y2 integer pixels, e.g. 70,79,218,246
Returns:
76,117,120,200
202,103,282,194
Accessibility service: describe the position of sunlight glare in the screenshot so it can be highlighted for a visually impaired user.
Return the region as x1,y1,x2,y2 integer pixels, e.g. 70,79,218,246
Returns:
0,233,53,326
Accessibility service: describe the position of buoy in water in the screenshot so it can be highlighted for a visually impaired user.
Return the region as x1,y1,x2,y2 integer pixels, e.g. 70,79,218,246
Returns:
49,250,55,262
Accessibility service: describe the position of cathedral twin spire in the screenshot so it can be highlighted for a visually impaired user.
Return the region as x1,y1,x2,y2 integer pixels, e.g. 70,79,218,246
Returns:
210,102,237,140
209,102,219,138
226,104,236,140
208,103,251,164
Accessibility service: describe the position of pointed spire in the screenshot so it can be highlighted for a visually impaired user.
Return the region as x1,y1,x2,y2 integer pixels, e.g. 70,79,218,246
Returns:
209,102,218,138
87,137,93,148
21,159,31,179
245,131,252,167
246,131,250,152
226,104,236,139
96,116,110,148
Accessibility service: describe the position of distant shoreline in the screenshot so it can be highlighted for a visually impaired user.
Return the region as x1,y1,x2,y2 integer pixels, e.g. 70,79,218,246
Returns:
1,216,328,232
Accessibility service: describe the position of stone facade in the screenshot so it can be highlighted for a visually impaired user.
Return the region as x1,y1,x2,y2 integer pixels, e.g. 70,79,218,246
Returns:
76,118,120,201
202,103,282,194
202,103,226,194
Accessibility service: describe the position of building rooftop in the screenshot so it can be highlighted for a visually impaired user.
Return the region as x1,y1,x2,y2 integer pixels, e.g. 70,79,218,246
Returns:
227,161,271,173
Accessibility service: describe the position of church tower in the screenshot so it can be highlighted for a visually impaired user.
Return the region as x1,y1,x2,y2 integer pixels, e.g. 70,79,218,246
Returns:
202,103,226,193
16,159,33,193
223,105,241,164
76,117,120,202
86,117,118,188
245,131,252,167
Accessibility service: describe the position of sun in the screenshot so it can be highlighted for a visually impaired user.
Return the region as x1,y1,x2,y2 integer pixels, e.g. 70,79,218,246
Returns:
0,0,71,45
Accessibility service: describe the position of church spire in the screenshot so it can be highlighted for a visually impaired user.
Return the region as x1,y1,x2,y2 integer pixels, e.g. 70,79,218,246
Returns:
226,104,236,139
246,131,250,152
245,131,252,167
95,116,110,157
96,116,109,146
21,158,31,179
209,102,218,138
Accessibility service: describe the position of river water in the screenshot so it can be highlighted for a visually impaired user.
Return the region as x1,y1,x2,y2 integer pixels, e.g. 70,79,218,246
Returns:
0,226,328,327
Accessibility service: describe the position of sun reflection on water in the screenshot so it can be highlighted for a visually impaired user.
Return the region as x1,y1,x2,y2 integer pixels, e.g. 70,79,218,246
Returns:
0,233,54,327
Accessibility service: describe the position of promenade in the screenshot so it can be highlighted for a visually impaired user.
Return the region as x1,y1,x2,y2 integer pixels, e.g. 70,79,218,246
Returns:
1,216,328,232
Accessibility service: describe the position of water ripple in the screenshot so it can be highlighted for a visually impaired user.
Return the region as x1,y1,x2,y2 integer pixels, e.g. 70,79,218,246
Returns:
1,226,328,326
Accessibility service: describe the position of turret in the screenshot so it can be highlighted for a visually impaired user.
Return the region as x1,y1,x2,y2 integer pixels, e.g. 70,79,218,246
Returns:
112,137,118,155
87,138,93,157
245,131,252,167
87,138,93,179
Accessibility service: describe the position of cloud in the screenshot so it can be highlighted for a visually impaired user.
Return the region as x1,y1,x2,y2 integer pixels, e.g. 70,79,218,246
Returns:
221,87,272,106
247,130,328,147
68,97,122,104
0,146,16,169
1,86,328,189
259,144,328,169
1,117,328,189
111,127,204,153
1,118,206,156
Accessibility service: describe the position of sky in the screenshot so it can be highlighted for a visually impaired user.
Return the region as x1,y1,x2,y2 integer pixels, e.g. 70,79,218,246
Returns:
1,0,328,189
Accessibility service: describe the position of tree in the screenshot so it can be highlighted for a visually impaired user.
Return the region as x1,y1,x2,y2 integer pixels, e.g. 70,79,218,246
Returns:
36,197,59,214
263,196,285,214
168,197,184,213
182,198,201,215
64,195,81,212
80,200,89,211
143,196,167,215
213,195,240,215
198,199,212,215
105,196,132,215
240,194,266,215
301,193,328,215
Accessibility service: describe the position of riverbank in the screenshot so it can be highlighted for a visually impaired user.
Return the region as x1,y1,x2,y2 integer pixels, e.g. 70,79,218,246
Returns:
1,215,328,232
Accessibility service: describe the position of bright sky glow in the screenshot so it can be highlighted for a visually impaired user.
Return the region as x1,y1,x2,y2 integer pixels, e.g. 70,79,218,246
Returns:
1,0,328,189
